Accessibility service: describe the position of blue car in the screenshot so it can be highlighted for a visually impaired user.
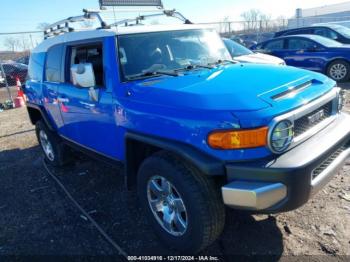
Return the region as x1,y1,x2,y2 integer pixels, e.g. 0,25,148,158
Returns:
252,34,350,82
274,24,350,44
25,9,350,253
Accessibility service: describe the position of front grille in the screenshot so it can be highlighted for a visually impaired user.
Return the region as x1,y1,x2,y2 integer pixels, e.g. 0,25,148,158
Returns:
312,146,346,180
294,102,333,137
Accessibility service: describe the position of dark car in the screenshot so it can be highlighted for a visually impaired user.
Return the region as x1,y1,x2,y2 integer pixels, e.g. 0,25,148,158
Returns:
16,55,30,65
251,34,350,82
0,63,28,87
275,24,350,44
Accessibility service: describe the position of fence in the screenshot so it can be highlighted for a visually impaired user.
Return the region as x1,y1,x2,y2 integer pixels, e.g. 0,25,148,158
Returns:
0,61,28,110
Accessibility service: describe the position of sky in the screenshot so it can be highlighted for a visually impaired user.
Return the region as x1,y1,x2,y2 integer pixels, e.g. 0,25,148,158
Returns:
0,0,349,32
0,0,349,50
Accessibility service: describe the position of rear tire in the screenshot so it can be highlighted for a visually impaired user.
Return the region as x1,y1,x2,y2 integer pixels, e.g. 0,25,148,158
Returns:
327,60,350,82
137,151,225,253
35,120,72,167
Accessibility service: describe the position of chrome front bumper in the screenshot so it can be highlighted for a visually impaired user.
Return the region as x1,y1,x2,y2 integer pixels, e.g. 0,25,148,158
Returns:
222,182,287,210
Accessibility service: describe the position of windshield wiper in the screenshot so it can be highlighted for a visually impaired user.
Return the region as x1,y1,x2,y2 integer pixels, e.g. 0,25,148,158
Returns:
209,59,238,66
176,64,214,72
126,70,179,80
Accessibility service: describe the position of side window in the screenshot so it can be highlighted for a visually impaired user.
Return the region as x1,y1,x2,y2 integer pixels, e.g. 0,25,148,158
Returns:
68,43,104,87
28,53,45,82
314,28,338,40
45,45,63,82
264,40,284,51
287,38,314,50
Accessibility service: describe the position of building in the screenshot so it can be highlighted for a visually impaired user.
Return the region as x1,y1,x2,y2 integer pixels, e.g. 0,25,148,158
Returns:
288,1,350,28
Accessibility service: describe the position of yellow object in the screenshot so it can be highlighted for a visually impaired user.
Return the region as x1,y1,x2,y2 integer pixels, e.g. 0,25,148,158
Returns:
208,127,268,149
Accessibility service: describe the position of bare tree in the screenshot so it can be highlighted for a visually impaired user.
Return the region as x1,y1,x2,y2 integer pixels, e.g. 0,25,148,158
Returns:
220,16,231,33
240,9,271,32
4,37,20,52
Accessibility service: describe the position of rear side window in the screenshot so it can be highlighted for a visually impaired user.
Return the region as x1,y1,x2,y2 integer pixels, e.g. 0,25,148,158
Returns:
28,52,45,82
264,39,284,50
313,28,338,40
287,38,315,50
45,45,64,82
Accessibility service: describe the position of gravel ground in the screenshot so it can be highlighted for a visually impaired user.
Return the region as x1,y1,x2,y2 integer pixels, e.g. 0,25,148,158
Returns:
0,86,349,260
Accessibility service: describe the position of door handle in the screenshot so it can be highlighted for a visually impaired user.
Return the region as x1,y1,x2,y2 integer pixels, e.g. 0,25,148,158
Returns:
57,97,69,103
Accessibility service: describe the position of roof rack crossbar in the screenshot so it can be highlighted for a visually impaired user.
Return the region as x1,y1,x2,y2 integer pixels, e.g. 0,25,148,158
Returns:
44,9,109,39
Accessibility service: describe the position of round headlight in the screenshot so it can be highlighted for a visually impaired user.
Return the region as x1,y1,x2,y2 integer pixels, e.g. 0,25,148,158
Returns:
270,120,294,153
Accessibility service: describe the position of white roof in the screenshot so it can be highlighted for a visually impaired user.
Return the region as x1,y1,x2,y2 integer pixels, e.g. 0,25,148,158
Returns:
33,24,211,53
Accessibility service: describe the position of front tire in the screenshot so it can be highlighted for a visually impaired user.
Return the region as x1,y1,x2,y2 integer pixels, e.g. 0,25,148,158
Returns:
35,120,71,167
137,151,225,253
327,60,350,82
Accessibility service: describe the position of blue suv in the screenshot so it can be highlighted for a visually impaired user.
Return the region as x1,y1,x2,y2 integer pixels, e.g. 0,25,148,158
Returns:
25,14,350,253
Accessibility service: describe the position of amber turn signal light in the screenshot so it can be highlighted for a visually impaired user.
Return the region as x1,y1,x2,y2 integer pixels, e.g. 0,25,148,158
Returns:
208,127,268,150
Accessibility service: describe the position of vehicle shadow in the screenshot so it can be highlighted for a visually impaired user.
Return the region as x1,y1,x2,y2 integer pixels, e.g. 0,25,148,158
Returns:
0,145,283,259
44,153,284,259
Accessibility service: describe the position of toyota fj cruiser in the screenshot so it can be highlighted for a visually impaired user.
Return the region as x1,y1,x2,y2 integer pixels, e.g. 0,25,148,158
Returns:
25,8,350,253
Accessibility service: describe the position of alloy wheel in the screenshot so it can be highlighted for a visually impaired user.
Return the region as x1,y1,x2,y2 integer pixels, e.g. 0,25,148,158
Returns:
330,63,347,81
39,130,55,161
147,176,188,236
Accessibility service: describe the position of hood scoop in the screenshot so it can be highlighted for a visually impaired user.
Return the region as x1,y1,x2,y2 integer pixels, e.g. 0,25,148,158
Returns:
271,80,312,101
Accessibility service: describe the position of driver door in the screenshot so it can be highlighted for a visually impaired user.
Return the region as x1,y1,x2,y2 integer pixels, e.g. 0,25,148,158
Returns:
57,40,119,158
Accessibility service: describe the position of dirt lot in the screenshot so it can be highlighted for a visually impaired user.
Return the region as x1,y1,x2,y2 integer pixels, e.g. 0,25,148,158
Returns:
0,86,349,260
0,86,17,104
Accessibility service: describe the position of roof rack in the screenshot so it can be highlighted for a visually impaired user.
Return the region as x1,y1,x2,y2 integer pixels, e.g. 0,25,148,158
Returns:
44,0,192,39
44,9,109,39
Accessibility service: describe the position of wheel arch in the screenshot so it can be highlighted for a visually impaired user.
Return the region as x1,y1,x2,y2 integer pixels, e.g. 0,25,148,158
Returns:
124,132,225,189
26,103,55,131
325,57,350,74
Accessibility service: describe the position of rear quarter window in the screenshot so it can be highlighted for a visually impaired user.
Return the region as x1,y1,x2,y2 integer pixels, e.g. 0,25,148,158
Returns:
45,45,64,82
28,52,45,82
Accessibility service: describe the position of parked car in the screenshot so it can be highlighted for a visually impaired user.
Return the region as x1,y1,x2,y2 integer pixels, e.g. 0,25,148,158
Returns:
252,34,350,82
275,24,350,44
234,34,258,47
0,63,28,87
25,13,350,253
16,55,30,65
223,38,285,65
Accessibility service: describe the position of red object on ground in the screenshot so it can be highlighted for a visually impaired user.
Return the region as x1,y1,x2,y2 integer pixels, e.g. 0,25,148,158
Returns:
14,97,25,108
16,77,24,98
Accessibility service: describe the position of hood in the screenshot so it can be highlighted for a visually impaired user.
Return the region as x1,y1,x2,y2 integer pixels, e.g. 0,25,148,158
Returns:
234,53,285,65
127,63,334,112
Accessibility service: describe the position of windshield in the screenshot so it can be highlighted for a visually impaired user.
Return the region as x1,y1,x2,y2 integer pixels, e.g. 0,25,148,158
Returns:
223,38,252,57
309,35,344,47
117,29,231,80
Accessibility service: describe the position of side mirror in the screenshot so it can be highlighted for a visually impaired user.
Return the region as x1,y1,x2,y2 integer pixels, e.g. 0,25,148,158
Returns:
71,63,96,88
